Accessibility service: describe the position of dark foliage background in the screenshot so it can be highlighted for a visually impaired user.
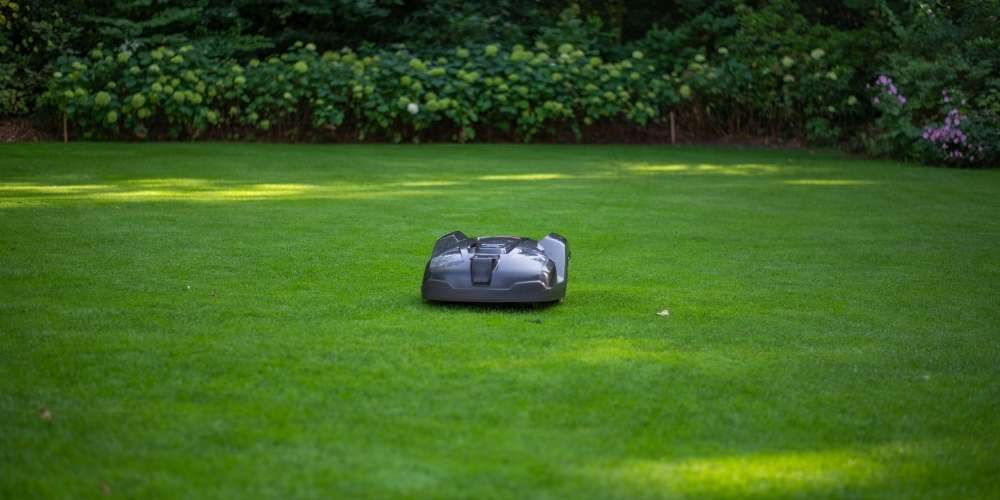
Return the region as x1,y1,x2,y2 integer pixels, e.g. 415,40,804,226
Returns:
1,0,997,165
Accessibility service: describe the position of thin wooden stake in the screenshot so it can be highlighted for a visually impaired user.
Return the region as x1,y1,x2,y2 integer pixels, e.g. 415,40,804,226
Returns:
63,113,68,143
669,111,676,145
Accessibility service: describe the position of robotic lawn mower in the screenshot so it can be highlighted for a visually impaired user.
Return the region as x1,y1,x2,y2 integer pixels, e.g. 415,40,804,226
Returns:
421,231,569,304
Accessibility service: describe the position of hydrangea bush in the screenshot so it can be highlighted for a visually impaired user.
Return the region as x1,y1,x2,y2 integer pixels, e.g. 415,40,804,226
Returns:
42,41,676,142
633,0,860,145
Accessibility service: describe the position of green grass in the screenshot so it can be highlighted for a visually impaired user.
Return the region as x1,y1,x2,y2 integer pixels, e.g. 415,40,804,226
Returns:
1,143,998,499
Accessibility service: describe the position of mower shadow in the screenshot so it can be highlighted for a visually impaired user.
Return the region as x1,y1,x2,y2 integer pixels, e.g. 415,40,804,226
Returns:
419,298,561,313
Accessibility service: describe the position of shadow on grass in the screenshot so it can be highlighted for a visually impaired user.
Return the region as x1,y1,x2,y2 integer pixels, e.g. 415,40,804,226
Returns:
419,298,561,313
427,337,973,498
331,332,964,498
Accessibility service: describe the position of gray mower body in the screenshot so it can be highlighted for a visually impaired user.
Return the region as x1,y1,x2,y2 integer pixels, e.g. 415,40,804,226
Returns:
421,231,569,303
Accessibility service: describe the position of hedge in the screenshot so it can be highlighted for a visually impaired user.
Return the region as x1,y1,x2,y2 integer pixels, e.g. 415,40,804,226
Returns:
43,42,682,142
41,37,860,144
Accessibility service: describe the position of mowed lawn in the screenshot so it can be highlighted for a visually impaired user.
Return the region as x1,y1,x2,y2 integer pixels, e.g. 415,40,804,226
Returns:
1,143,998,498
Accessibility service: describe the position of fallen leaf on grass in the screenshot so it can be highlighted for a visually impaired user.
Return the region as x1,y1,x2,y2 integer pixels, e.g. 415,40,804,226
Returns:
656,309,670,317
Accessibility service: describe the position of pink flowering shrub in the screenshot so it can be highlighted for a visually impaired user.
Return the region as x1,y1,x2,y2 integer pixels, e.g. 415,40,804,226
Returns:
920,104,977,165
865,74,919,158
917,91,997,167
868,76,997,167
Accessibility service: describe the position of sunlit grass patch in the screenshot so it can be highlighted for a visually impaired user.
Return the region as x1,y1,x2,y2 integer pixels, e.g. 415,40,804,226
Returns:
0,178,452,205
604,450,882,495
391,180,467,188
783,179,878,186
0,182,117,193
626,163,783,175
478,173,572,181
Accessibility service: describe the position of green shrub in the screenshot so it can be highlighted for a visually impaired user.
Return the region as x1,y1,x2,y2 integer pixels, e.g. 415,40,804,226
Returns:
862,1,999,167
863,75,920,159
631,0,864,144
0,1,77,116
42,40,677,142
